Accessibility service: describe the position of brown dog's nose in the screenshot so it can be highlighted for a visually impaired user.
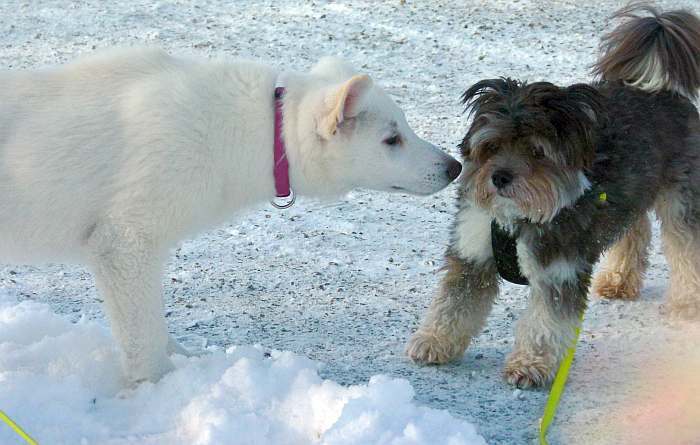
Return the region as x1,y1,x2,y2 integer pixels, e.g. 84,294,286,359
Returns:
446,159,462,181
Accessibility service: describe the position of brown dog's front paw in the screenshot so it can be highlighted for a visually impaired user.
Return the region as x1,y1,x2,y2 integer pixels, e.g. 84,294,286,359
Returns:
503,353,555,389
406,331,461,364
592,270,641,300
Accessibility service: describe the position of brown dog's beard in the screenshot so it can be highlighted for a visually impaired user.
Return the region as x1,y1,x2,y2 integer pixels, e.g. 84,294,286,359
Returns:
505,171,560,223
468,163,588,225
508,165,584,224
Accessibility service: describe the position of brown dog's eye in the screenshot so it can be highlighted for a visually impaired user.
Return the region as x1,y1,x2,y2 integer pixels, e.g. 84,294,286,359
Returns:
532,145,545,159
483,142,498,154
383,135,401,146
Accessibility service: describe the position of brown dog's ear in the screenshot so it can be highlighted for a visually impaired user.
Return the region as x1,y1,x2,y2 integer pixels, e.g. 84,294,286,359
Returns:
546,84,606,168
459,78,521,160
461,77,521,118
565,84,605,125
319,74,373,139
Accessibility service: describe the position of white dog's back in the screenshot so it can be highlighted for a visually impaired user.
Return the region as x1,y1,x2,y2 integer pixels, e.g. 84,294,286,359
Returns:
0,48,278,262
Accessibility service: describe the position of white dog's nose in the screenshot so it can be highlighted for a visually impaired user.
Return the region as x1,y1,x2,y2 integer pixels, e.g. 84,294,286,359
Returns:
446,159,462,181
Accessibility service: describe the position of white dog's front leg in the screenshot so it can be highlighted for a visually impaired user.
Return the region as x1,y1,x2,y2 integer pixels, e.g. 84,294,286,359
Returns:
88,225,173,384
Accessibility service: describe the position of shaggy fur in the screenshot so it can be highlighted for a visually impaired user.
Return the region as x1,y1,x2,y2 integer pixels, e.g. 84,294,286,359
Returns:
592,213,651,300
0,49,461,385
407,5,700,388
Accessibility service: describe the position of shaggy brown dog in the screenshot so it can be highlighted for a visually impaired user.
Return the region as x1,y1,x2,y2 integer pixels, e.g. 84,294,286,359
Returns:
407,4,700,388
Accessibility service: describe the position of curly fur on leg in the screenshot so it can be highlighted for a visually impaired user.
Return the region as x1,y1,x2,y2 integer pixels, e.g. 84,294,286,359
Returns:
593,213,651,300
407,206,499,364
407,255,499,364
656,190,700,320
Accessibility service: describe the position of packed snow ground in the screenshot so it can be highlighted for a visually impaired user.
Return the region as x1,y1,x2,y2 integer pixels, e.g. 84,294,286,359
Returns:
1,1,699,444
0,295,486,445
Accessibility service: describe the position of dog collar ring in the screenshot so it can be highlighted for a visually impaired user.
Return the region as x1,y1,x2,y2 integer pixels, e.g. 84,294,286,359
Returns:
271,189,296,209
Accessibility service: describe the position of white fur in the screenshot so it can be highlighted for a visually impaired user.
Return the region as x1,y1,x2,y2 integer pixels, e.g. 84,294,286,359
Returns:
625,51,669,95
490,196,525,233
0,48,458,383
577,170,592,192
516,240,583,286
623,48,697,99
454,206,493,263
542,258,582,287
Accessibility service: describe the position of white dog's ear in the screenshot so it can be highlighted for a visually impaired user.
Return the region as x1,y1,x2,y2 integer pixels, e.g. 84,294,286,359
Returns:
319,74,373,139
311,56,358,80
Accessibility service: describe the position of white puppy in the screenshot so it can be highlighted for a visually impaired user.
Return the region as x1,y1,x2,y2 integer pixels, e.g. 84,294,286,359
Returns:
0,48,461,384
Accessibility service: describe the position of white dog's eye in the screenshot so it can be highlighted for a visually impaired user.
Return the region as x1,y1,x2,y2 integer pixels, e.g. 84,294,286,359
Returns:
383,134,401,146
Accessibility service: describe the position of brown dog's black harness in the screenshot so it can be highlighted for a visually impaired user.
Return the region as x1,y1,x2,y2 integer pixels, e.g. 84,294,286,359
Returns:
490,191,608,286
491,220,529,285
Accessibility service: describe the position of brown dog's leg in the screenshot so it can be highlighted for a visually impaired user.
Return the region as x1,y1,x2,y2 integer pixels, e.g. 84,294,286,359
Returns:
504,240,589,388
592,213,651,300
407,205,499,364
656,189,700,320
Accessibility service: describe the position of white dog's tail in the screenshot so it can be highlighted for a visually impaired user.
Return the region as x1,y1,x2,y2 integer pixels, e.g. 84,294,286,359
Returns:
593,4,700,100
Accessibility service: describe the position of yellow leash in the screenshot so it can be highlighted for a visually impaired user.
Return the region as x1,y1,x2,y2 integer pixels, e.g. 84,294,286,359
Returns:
0,410,38,445
539,312,585,445
540,192,605,443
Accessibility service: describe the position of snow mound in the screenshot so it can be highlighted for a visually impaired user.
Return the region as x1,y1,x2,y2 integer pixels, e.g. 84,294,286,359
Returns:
0,295,486,445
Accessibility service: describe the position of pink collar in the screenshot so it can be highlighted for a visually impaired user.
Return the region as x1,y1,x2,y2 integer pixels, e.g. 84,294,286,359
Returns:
271,86,295,209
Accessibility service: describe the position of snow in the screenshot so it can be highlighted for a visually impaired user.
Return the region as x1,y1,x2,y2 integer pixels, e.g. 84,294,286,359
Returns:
1,1,700,444
0,294,485,445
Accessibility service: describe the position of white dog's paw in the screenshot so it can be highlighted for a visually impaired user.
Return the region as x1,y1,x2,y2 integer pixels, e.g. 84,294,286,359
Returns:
124,356,175,386
503,352,555,389
406,331,462,364
167,335,199,357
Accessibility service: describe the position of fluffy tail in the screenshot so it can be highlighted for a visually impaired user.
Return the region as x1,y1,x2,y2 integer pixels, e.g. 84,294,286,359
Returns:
593,3,700,99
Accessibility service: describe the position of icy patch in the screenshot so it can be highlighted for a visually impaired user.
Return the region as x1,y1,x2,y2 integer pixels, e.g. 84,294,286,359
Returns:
0,294,485,445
